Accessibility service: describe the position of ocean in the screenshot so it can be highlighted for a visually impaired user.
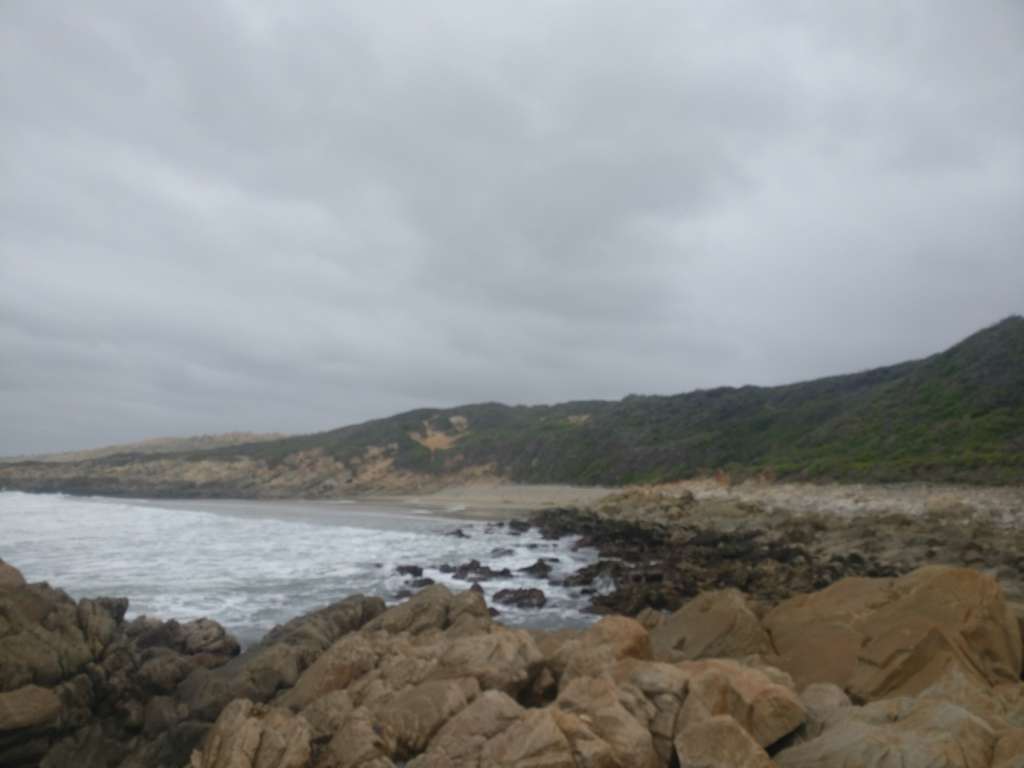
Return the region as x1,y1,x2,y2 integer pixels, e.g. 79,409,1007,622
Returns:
0,491,600,646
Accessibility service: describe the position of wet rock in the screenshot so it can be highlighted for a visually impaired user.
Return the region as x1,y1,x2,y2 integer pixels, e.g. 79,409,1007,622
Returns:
493,588,547,609
518,559,554,578
396,565,423,578
443,559,512,582
407,578,435,589
445,528,470,539
490,547,515,558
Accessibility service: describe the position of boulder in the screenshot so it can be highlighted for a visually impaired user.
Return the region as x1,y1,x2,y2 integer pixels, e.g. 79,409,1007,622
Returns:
674,714,773,768
179,594,383,722
316,706,396,768
765,566,1023,699
549,616,651,686
774,697,997,768
611,659,691,763
676,658,806,748
0,684,62,732
370,677,479,759
555,675,661,768
0,559,26,590
298,690,353,741
434,627,544,696
407,690,524,768
479,709,576,768
649,589,772,662
189,698,311,768
364,585,453,635
797,682,851,740
493,588,547,609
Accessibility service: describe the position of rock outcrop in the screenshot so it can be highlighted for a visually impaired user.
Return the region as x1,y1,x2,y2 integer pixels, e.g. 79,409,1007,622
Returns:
3,559,1023,767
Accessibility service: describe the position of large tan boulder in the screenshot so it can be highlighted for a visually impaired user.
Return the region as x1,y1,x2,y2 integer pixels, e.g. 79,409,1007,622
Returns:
277,632,378,711
995,729,1024,768
363,584,453,636
674,714,773,768
774,697,997,768
0,684,62,732
299,690,353,741
650,589,772,662
765,566,1023,700
370,677,479,759
611,659,691,763
479,708,576,768
407,690,524,768
433,627,543,696
549,616,651,687
0,560,25,590
675,658,806,748
189,698,311,768
316,706,396,768
555,675,661,768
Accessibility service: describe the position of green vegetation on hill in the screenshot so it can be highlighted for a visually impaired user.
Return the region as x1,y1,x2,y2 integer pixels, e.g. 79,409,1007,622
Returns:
5,316,1024,491
212,315,1024,485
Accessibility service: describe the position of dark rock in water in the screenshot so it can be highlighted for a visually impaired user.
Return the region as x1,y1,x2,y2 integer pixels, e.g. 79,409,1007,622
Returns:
518,559,554,578
507,520,531,535
396,564,424,577
446,528,471,539
394,589,413,600
448,559,512,581
408,577,435,589
493,588,547,609
490,547,515,557
488,607,501,617
469,581,484,594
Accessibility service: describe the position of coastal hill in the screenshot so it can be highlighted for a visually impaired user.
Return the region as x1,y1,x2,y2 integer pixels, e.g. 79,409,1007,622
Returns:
0,432,287,465
2,316,1022,497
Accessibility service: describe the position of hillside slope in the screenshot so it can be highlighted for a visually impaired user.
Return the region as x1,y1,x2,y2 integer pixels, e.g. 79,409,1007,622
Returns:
2,317,1022,497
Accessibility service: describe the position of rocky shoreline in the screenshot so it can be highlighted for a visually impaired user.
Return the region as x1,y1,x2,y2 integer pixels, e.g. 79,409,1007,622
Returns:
3,513,1024,768
522,488,1024,614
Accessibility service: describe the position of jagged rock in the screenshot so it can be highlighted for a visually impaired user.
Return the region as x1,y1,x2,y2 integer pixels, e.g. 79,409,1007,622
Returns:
518,559,554,578
406,690,524,768
675,714,773,768
315,706,396,768
434,627,544,696
298,690,353,741
396,565,423,578
493,588,547,609
676,658,806,748
479,708,576,767
797,682,851,741
555,675,661,767
774,697,997,768
548,616,651,687
371,677,479,759
364,584,453,635
649,588,772,662
610,659,691,763
765,566,1024,699
188,699,311,768
180,594,384,722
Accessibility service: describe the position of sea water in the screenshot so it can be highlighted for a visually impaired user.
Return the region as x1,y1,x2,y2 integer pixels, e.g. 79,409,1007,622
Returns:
0,491,599,646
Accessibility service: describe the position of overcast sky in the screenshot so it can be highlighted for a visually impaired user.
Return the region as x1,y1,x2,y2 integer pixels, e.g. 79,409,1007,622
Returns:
2,1,1023,454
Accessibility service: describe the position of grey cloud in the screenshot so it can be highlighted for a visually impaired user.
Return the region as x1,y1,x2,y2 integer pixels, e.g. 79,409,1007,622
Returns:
2,0,1022,454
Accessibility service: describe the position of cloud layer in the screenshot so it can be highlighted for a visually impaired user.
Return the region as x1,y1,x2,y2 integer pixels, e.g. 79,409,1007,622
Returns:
2,1,1023,453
